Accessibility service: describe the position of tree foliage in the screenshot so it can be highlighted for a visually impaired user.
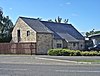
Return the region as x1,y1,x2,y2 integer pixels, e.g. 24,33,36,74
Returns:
37,18,42,21
86,29,100,37
64,19,69,24
0,7,14,42
55,16,62,23
48,19,53,22
48,16,69,24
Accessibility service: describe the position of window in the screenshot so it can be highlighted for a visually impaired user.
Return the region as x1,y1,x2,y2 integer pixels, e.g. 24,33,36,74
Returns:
17,30,20,37
27,31,30,36
81,44,83,47
17,30,20,42
57,43,62,48
73,43,76,46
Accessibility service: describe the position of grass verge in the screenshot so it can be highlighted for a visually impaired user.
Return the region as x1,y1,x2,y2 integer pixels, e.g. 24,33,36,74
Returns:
77,60,100,63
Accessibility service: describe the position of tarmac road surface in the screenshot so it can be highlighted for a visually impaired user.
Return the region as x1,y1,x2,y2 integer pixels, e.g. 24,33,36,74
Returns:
0,63,100,76
0,55,100,76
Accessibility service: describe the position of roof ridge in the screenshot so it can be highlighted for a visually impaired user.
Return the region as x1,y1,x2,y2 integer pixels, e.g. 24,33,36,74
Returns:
19,16,38,20
19,16,71,25
41,21,72,25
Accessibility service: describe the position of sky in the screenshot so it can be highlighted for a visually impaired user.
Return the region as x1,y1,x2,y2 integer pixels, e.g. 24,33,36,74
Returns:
0,0,100,32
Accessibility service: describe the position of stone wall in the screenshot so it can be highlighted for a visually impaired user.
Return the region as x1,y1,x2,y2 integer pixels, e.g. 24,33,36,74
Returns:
79,40,85,50
67,40,85,50
52,39,85,50
12,18,36,43
36,33,53,54
53,39,63,48
67,42,79,50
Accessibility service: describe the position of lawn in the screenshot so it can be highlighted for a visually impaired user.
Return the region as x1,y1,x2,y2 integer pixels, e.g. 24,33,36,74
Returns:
77,60,100,63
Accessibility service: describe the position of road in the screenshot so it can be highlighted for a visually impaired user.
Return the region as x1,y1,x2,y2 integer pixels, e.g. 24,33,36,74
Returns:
0,63,100,76
0,55,100,76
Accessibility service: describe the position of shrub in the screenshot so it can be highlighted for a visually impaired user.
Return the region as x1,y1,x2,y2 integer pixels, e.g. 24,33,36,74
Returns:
60,49,70,56
81,51,89,56
74,50,81,56
69,50,75,56
48,49,100,56
89,51,98,56
81,51,98,56
47,49,61,56
97,51,100,56
47,49,71,56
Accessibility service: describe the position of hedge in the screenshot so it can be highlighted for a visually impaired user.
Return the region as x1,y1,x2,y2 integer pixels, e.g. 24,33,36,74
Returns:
48,49,100,56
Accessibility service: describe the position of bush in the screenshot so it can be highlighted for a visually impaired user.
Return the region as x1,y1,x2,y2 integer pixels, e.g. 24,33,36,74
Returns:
89,51,98,56
48,49,71,56
48,49,81,56
81,51,90,56
73,50,81,56
48,49,100,56
81,51,98,56
97,51,100,56
48,49,60,56
60,49,70,56
68,50,81,56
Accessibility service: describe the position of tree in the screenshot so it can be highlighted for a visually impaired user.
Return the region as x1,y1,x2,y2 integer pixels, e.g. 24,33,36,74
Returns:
55,16,62,23
64,19,69,24
86,29,100,37
0,7,14,42
37,18,42,21
0,7,3,20
48,16,69,24
86,29,95,37
48,19,53,22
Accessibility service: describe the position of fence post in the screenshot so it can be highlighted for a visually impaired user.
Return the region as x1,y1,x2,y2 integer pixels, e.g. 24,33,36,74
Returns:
30,43,33,55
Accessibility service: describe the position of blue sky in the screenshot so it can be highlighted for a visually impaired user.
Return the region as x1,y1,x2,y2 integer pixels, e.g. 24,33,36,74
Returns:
0,0,100,32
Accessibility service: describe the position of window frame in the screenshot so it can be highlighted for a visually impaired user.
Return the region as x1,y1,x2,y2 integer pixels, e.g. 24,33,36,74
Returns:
57,43,62,48
73,43,76,47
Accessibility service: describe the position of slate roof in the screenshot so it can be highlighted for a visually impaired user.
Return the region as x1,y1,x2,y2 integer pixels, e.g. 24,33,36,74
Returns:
20,17,52,33
41,21,84,41
19,17,84,42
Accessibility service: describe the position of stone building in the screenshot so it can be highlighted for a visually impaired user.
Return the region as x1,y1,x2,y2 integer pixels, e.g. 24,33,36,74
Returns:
12,17,85,54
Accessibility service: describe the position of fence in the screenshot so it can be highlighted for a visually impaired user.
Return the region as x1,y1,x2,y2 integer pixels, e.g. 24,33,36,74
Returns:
0,42,36,55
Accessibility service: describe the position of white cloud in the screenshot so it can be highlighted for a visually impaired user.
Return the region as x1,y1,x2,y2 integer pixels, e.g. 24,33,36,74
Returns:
66,2,71,5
